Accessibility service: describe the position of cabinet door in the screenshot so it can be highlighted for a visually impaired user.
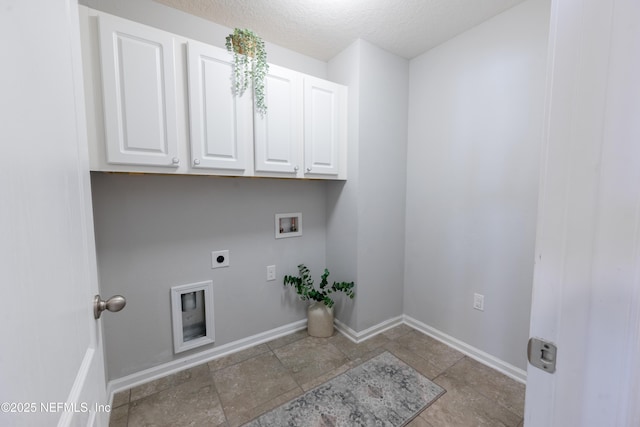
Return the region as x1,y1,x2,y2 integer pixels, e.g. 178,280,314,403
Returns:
98,15,179,167
303,76,346,176
254,64,302,175
187,41,252,172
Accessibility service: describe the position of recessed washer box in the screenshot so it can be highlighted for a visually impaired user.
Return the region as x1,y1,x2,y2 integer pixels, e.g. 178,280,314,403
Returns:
211,250,229,268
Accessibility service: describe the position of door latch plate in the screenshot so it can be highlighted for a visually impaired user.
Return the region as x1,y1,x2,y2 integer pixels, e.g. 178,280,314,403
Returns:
528,337,557,373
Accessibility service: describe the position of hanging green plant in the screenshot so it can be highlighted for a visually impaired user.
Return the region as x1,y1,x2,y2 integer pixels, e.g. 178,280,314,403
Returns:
225,28,269,115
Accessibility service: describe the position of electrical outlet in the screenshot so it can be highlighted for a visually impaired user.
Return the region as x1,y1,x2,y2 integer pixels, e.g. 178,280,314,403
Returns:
267,265,276,281
473,293,484,311
211,250,229,269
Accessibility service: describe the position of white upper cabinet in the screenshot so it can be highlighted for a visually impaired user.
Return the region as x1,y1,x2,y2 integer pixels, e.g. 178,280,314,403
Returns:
81,7,347,179
254,69,348,179
186,41,252,172
253,64,303,175
303,76,346,177
97,14,180,167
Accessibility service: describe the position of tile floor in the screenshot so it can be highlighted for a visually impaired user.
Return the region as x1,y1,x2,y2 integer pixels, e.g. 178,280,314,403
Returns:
109,325,525,427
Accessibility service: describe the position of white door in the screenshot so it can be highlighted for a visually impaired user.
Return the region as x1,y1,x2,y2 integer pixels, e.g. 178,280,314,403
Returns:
303,76,344,176
187,40,253,172
254,64,303,175
0,1,109,426
98,13,180,168
524,0,640,426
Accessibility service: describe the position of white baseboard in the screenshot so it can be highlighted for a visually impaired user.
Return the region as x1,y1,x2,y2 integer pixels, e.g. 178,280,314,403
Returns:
403,315,527,384
108,313,527,405
336,314,526,384
334,315,404,343
107,319,307,401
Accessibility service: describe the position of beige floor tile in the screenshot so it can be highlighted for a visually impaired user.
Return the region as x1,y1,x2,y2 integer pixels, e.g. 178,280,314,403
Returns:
130,363,211,402
107,404,129,427
129,376,173,403
384,341,442,380
266,329,308,350
329,331,391,360
407,413,435,427
227,387,303,427
298,361,353,392
395,330,465,374
207,343,271,372
382,323,415,340
348,345,389,365
273,336,349,386
212,352,299,423
422,374,521,427
111,389,130,408
297,344,391,392
444,357,526,417
128,374,225,427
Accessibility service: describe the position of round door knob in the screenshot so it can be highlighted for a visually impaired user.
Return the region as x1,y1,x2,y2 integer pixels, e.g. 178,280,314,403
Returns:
94,295,126,319
172,157,180,164
306,167,312,172
293,166,299,172
193,159,201,166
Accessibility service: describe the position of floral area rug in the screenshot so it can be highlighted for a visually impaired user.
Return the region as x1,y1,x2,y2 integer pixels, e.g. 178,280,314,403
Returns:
243,351,445,427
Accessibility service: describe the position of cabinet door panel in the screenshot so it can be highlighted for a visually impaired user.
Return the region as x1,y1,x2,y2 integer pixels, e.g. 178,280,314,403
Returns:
98,15,179,167
254,65,302,174
304,76,344,176
187,41,252,171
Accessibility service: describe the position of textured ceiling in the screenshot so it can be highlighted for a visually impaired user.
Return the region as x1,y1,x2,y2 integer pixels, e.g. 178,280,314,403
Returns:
154,0,527,60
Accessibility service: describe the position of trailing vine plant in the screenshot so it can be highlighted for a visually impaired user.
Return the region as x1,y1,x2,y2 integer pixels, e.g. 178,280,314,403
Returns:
225,28,269,115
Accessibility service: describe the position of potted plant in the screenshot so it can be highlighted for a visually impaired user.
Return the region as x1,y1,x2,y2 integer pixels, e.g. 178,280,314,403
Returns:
225,28,269,115
284,264,355,337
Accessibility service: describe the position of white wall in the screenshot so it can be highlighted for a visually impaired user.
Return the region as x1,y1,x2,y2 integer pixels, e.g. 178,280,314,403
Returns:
327,40,409,332
404,0,550,370
91,173,327,379
78,0,327,78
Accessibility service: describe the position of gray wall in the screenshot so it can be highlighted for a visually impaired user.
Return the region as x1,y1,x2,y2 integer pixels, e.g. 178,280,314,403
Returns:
354,41,409,331
404,0,550,370
325,42,361,329
92,173,327,379
327,40,409,332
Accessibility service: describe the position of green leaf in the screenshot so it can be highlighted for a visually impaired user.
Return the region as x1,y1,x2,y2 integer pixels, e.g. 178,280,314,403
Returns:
282,264,355,308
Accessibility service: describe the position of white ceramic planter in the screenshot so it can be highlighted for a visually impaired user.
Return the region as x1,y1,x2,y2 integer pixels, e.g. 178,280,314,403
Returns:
307,301,334,337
